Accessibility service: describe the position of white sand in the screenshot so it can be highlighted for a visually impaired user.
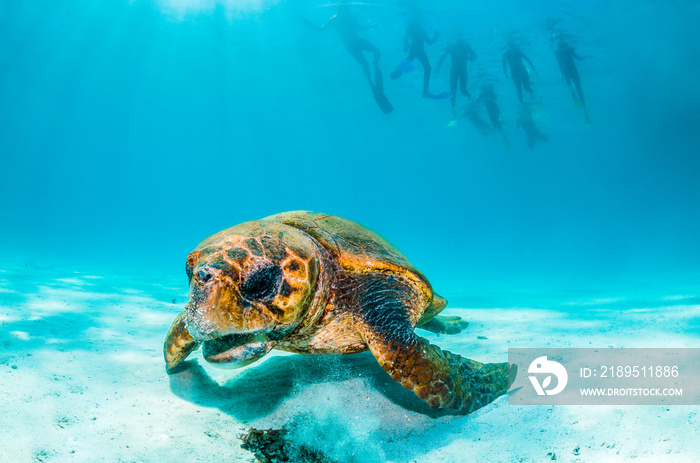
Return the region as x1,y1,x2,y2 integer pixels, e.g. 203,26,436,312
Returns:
0,262,698,462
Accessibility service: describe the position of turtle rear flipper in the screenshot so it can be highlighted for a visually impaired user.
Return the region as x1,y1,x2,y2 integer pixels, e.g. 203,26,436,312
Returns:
417,315,469,335
350,277,512,412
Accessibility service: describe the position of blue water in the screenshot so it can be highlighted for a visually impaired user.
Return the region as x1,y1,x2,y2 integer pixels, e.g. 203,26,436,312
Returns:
2,0,699,308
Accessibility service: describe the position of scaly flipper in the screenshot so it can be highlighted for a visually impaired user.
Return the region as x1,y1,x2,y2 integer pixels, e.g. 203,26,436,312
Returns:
164,311,201,373
362,318,512,411
348,275,513,412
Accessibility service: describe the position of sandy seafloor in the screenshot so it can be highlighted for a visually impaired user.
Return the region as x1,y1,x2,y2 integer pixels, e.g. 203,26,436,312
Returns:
0,261,698,463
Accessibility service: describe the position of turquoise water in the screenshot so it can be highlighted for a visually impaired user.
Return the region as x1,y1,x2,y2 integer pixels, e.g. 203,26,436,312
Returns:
2,0,699,305
1,3,700,461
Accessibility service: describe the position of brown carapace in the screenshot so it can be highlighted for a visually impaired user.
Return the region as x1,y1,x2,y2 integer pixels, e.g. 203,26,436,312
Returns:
164,211,514,413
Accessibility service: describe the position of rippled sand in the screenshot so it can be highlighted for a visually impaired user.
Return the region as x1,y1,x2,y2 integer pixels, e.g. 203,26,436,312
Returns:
0,262,697,462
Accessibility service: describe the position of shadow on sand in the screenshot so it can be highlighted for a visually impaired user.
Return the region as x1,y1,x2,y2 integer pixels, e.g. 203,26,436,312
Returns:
168,352,462,422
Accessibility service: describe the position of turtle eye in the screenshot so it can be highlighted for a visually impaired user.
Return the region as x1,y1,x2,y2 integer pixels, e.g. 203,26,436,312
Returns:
241,264,282,300
197,267,214,284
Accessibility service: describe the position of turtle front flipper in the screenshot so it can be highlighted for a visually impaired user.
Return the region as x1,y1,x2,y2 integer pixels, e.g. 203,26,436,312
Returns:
351,278,513,412
202,332,274,369
164,311,201,373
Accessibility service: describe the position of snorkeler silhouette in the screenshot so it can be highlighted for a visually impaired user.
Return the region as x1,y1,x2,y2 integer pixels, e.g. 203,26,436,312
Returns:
464,101,492,137
304,2,393,114
517,103,548,149
503,39,537,103
437,35,476,120
554,37,592,126
391,12,441,98
479,84,511,147
461,84,511,148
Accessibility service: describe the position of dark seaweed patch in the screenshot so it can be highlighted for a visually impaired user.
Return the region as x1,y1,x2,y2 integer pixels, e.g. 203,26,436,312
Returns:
240,427,337,463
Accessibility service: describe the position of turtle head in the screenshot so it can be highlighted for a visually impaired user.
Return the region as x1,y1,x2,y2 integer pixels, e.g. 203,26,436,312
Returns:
183,221,322,358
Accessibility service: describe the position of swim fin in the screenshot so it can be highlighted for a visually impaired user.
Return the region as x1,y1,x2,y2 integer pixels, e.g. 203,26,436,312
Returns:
372,87,393,114
391,59,415,80
398,59,415,73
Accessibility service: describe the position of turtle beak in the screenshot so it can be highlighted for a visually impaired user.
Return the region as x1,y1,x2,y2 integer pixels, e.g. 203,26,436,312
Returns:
183,302,218,341
185,265,228,340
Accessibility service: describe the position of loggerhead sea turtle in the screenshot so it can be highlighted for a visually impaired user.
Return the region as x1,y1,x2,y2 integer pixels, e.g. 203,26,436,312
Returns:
164,211,514,412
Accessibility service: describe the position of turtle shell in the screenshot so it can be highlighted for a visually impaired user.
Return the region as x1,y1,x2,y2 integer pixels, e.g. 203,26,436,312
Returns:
262,211,446,325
